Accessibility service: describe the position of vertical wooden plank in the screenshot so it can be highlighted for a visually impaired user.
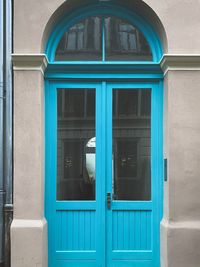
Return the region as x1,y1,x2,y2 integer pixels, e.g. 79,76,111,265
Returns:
146,211,152,250
67,211,70,250
89,212,92,250
115,211,119,250
84,211,88,250
129,211,135,250
69,211,73,250
66,211,70,250
61,211,64,251
135,211,141,250
118,211,124,250
112,212,117,250
85,211,91,250
91,211,95,250
128,211,131,250
72,211,75,250
83,211,85,250
79,211,84,250
74,211,79,250
56,212,61,251
77,211,80,250
123,212,129,250
62,211,67,251
89,212,92,249
140,211,146,249
145,212,148,250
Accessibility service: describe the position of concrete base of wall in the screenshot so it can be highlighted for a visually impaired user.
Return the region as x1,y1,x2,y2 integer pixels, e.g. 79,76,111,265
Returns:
11,219,47,267
161,218,200,267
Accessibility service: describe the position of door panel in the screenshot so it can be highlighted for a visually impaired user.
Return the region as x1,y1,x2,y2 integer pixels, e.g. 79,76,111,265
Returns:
45,81,163,267
56,86,97,262
106,83,162,267
46,83,105,267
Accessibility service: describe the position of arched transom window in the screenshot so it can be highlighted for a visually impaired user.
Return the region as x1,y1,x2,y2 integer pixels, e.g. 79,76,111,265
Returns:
55,15,153,61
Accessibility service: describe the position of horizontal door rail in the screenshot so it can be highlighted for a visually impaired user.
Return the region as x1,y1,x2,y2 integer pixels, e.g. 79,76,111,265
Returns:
56,251,96,260
111,201,153,210
56,201,96,210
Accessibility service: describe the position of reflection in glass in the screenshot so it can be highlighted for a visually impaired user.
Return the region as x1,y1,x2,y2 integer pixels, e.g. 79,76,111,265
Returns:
57,89,96,200
113,89,151,200
55,15,153,62
55,17,102,61
105,16,152,61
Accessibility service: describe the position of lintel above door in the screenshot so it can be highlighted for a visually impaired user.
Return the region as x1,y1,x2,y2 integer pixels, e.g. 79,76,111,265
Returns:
45,62,163,80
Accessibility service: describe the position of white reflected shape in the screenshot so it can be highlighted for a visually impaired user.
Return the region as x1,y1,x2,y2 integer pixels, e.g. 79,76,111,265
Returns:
86,137,96,182
85,137,114,195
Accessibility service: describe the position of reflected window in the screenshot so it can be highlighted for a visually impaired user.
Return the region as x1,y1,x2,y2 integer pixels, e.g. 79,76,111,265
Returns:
113,89,151,201
55,17,102,61
105,16,152,61
55,15,152,61
57,89,96,200
116,140,138,178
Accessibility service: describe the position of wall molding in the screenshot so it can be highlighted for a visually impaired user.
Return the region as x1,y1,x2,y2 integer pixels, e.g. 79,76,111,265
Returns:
161,218,200,230
12,54,48,75
12,54,200,76
160,54,200,75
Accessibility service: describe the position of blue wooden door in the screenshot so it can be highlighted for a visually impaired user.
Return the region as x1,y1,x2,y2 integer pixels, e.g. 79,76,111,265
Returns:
105,83,163,267
45,81,163,267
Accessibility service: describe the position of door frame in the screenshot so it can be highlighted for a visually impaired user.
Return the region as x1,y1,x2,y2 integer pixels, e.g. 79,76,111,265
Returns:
45,77,163,267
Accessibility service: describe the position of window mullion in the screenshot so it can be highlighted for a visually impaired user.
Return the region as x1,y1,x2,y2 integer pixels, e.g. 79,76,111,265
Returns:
102,17,105,61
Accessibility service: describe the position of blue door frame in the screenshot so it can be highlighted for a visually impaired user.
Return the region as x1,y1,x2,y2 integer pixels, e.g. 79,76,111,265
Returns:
45,80,163,267
45,4,164,266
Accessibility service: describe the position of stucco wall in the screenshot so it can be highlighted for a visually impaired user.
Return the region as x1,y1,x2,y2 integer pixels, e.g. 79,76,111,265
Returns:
14,71,44,220
161,70,200,267
12,69,47,267
13,0,200,54
12,0,200,267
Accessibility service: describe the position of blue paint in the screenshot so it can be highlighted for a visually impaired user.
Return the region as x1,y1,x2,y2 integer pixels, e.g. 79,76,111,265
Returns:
45,81,163,267
44,62,163,80
105,83,163,267
45,3,163,62
45,3,164,267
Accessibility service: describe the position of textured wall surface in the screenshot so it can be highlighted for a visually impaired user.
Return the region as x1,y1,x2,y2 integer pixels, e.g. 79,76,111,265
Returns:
13,0,200,54
12,1,200,267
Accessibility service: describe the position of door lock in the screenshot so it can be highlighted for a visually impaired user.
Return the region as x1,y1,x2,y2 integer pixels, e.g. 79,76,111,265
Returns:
107,192,111,209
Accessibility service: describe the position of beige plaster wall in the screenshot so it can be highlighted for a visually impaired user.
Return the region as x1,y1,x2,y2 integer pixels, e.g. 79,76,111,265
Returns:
161,70,200,267
14,0,200,54
12,1,200,267
11,219,47,267
11,70,47,267
13,71,44,219
166,71,200,222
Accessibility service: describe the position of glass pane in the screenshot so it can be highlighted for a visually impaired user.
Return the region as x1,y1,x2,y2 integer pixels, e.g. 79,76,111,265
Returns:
55,16,102,61
113,89,151,200
57,89,96,200
105,16,152,61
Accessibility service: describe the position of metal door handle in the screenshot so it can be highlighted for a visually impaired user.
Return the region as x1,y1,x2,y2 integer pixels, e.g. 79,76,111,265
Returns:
107,192,111,209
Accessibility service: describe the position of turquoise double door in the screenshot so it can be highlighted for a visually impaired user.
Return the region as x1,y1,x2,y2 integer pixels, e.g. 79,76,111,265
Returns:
45,81,163,267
